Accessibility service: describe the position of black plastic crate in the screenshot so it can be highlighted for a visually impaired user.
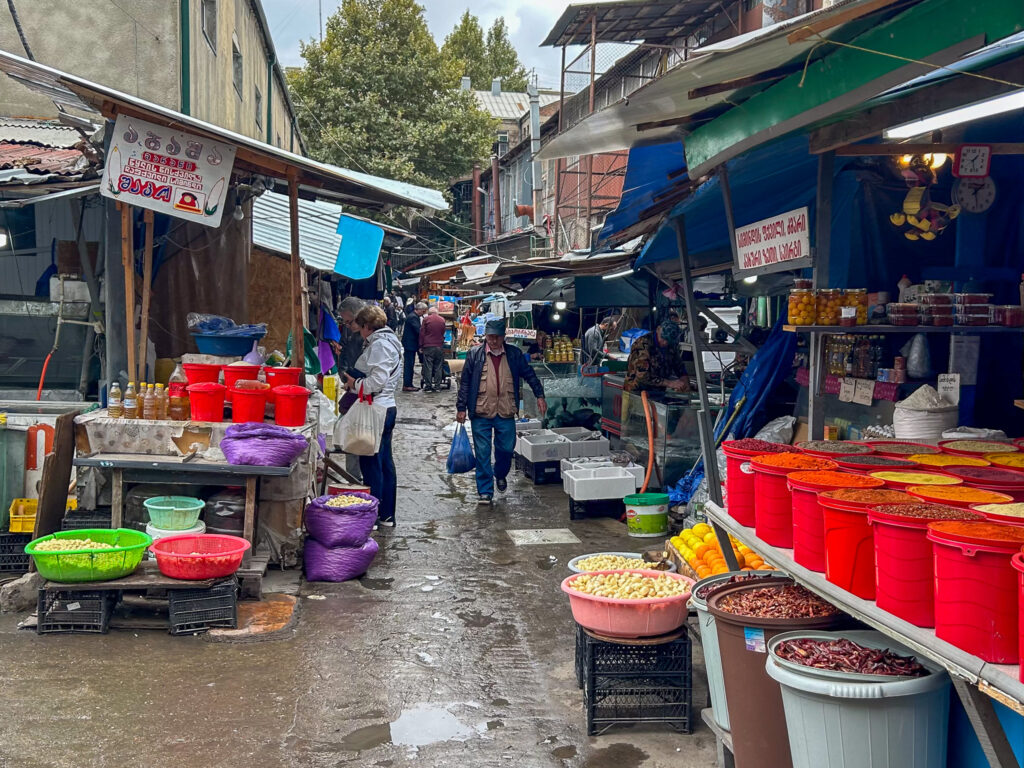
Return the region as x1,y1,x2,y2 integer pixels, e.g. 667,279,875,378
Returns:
569,498,625,521
62,512,113,531
514,454,526,472
522,458,561,485
574,622,586,690
167,578,238,635
0,534,31,573
582,628,692,736
37,589,117,634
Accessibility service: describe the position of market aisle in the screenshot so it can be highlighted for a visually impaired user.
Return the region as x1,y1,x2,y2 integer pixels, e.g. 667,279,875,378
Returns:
0,389,718,768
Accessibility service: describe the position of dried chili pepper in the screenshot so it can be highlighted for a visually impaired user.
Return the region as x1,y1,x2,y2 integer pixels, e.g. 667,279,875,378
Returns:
775,637,928,677
717,585,840,619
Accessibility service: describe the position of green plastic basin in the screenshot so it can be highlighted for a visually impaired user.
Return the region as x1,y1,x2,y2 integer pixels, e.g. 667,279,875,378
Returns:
26,528,152,583
143,496,204,531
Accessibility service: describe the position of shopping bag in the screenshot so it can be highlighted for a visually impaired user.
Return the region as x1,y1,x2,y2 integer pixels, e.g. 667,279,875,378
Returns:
446,424,476,474
335,384,386,456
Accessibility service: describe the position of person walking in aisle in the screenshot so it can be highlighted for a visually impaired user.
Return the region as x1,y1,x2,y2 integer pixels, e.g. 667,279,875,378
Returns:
402,302,427,391
456,318,547,505
419,306,447,391
344,306,402,527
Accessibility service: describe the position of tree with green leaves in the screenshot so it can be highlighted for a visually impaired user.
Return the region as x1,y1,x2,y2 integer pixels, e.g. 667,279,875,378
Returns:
287,0,494,195
442,11,530,92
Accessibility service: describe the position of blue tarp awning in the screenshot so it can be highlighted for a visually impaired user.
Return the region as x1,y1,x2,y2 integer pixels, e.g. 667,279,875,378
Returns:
596,140,687,249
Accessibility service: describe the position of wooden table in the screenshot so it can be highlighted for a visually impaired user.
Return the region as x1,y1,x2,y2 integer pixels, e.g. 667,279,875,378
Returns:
73,453,295,544
42,560,217,591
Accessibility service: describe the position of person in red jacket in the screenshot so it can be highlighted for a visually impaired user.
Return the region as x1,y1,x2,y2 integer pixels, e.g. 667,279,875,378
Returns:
419,306,447,392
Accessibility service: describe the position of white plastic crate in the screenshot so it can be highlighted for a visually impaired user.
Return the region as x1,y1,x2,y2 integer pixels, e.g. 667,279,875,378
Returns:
515,429,555,456
561,458,645,488
562,467,637,501
551,427,592,439
566,433,612,458
515,419,543,432
519,433,572,462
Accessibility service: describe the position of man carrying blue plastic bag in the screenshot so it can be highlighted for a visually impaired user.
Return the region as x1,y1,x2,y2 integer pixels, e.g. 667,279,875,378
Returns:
456,318,547,505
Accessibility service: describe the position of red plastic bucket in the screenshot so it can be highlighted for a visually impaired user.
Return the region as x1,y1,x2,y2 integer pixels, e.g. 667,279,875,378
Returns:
939,439,1021,457
221,364,261,403
866,470,961,490
868,504,983,627
821,499,877,599
907,485,1014,509
230,382,269,423
722,441,794,526
1014,553,1024,682
186,382,226,422
857,440,940,458
971,503,1024,526
265,367,302,403
787,471,884,573
796,441,875,459
183,363,221,386
273,384,310,427
750,457,837,548
832,456,916,475
927,522,1024,663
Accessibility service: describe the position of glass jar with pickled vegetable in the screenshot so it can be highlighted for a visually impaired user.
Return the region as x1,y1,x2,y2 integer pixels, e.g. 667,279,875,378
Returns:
788,288,816,325
816,289,843,325
843,288,869,325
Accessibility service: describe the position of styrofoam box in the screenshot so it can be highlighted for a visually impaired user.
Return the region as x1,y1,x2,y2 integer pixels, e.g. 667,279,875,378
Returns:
563,467,637,501
515,429,555,456
561,457,644,488
551,427,592,438
515,419,543,432
519,433,572,462
566,434,612,458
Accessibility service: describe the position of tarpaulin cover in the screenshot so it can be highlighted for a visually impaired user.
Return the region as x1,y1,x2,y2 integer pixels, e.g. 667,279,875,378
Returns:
597,140,686,249
335,214,385,280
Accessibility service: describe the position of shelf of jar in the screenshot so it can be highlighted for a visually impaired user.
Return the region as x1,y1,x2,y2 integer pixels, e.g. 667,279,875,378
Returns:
784,324,1024,334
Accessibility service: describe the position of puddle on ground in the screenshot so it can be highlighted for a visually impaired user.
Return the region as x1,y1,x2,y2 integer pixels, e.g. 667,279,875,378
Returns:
552,745,577,759
390,706,475,747
536,555,558,571
486,719,503,730
339,723,391,752
359,577,394,591
582,743,648,768
456,610,496,628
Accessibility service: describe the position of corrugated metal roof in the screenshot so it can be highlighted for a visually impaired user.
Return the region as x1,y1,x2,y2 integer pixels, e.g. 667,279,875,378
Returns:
0,141,90,176
542,0,724,47
252,190,343,272
473,91,561,120
0,118,84,148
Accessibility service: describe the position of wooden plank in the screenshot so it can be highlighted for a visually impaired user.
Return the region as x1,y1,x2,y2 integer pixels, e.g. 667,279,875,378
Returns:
953,678,1020,768
119,203,137,383
137,209,155,382
242,476,257,544
74,453,295,476
111,468,123,528
33,410,79,540
287,168,305,371
834,142,1024,156
43,560,215,591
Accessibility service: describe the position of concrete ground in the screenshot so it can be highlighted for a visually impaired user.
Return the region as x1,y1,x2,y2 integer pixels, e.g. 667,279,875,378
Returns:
0,389,719,768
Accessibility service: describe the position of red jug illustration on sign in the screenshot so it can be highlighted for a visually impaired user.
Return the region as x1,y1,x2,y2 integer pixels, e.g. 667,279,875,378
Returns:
174,191,203,215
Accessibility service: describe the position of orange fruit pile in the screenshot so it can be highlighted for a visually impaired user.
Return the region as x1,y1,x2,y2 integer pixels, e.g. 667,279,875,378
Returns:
670,523,773,579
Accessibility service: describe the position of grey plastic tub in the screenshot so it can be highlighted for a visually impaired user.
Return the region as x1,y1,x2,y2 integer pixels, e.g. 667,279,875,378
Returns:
765,630,950,768
690,569,788,731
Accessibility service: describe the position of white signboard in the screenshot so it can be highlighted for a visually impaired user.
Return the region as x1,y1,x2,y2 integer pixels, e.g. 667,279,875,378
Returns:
734,207,810,273
506,327,538,340
102,114,237,228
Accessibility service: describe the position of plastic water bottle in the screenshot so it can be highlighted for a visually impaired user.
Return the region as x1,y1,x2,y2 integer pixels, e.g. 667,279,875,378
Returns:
123,382,138,419
108,382,123,418
143,384,159,420
155,383,168,420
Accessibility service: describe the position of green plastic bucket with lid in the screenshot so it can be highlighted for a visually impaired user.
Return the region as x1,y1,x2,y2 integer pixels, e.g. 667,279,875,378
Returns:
624,493,670,538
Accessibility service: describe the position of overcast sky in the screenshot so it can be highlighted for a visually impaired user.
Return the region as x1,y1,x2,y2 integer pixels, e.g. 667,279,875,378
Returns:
263,0,578,89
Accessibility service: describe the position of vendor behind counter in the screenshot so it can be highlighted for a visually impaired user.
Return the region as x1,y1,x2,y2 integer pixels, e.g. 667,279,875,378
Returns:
623,321,690,394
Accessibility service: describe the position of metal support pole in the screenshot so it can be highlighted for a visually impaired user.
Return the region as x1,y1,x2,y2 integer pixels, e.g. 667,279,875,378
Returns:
951,678,1019,768
491,155,502,238
553,44,567,255
287,168,305,371
471,164,481,245
719,165,740,271
808,151,834,440
118,202,136,384
674,216,738,571
583,14,597,248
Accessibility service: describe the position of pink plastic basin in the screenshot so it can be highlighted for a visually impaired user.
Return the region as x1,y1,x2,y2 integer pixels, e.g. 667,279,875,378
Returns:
560,569,695,638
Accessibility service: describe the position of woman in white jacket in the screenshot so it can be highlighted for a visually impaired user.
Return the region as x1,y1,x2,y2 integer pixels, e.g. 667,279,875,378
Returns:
344,306,403,527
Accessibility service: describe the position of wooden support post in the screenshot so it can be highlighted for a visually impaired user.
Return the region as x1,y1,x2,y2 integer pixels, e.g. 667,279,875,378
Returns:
243,476,257,544
808,151,834,441
119,203,137,384
111,468,124,528
951,678,1019,768
137,209,155,382
674,216,738,572
287,169,305,371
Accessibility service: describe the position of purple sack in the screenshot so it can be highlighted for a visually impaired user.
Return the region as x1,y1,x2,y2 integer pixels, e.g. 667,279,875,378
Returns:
221,423,308,467
304,492,379,548
304,537,379,582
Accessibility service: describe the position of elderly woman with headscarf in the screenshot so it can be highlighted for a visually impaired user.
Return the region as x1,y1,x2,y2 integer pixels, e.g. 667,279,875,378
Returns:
623,320,690,393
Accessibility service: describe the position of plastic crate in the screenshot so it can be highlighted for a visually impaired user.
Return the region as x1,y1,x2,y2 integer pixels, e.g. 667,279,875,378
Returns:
9,498,77,532
0,533,31,573
62,511,113,531
569,498,626,522
521,458,561,485
582,627,692,736
37,589,117,634
575,622,586,690
167,578,238,635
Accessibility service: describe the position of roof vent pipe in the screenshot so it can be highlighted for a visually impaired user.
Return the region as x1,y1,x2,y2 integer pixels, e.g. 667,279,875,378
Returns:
491,78,501,97
460,76,471,91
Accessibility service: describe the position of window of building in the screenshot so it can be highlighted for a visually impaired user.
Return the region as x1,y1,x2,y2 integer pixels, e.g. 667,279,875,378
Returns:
231,36,243,98
255,86,263,129
743,0,762,10
201,0,217,52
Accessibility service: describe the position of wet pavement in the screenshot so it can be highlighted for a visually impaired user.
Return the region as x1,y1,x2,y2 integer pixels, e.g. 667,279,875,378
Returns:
0,389,719,768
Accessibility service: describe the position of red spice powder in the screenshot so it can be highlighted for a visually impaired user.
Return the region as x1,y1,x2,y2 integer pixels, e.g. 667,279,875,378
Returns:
788,470,884,489
753,453,837,470
928,520,1024,545
821,488,915,505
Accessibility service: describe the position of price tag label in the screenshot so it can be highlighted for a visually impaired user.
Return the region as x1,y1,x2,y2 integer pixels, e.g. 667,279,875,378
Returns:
938,373,961,405
853,379,875,406
838,378,856,403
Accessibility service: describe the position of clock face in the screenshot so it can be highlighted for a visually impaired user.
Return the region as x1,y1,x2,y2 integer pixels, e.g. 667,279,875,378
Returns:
954,176,997,214
955,145,991,177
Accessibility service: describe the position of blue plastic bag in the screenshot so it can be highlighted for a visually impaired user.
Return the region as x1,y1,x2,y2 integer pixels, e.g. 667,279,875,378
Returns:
446,425,476,474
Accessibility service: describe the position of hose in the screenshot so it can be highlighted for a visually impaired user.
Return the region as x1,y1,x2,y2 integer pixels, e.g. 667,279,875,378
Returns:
640,390,655,493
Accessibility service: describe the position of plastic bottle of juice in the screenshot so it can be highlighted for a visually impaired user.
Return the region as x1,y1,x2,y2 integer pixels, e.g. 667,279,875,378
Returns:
155,383,168,420
143,384,159,420
168,363,190,421
123,382,139,419
108,382,123,418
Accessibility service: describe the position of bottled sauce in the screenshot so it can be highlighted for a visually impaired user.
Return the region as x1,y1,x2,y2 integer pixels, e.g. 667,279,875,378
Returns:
155,383,168,420
108,382,124,418
123,382,139,419
168,363,190,421
143,384,159,421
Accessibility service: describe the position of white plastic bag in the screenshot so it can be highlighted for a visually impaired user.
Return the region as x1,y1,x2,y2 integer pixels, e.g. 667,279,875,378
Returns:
335,385,386,456
893,385,958,442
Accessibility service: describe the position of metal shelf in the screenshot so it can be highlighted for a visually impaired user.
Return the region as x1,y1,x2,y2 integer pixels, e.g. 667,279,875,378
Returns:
704,500,1024,714
784,324,1024,334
